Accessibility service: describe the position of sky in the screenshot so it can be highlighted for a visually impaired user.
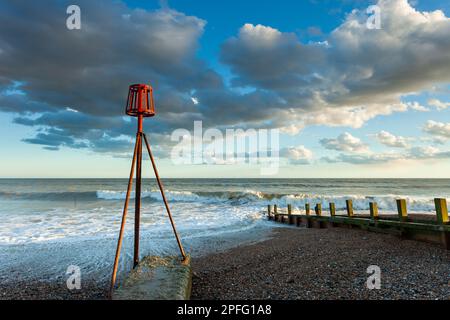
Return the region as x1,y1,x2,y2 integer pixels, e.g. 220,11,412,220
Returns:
0,0,450,178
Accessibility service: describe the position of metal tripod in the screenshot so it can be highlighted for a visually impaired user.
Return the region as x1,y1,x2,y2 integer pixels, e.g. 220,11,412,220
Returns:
109,115,186,296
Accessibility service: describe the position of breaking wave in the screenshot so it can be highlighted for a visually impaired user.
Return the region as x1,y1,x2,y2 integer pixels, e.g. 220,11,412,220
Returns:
96,189,437,212
0,189,438,212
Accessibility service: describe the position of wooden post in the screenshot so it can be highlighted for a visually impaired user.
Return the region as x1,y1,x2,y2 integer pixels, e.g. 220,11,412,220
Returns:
369,202,379,220
346,199,354,217
267,205,272,218
315,203,322,216
304,203,311,228
329,203,336,217
396,199,408,221
274,204,278,214
274,204,278,222
288,204,294,224
434,198,449,225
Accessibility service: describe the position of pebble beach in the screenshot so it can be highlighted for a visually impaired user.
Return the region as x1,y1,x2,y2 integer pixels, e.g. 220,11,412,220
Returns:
191,227,450,300
1,226,449,300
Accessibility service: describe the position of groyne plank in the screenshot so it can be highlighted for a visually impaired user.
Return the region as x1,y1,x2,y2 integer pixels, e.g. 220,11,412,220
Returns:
270,210,450,249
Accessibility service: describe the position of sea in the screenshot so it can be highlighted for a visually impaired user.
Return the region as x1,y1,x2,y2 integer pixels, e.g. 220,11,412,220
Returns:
0,178,449,284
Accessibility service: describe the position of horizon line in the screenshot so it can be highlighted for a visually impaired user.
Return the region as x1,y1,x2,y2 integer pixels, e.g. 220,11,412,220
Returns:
2,177,450,180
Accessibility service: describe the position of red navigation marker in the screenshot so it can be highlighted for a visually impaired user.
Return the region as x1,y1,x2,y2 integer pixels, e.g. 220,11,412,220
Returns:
109,84,186,297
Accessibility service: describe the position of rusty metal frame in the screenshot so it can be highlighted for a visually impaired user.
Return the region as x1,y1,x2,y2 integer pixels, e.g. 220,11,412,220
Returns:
109,133,140,297
143,133,187,260
109,88,187,296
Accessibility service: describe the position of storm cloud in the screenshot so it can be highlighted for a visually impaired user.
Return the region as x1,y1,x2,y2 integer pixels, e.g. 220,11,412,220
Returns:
0,0,227,150
1,0,449,154
220,0,450,133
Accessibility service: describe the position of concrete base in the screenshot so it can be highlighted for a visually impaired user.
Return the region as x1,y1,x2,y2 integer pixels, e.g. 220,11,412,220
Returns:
113,255,192,300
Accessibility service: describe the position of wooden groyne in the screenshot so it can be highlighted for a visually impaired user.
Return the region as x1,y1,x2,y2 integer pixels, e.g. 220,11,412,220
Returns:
267,198,450,250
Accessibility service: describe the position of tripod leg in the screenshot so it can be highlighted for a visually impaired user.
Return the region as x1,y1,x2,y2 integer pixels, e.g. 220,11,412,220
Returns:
109,133,140,297
133,133,143,268
142,133,187,260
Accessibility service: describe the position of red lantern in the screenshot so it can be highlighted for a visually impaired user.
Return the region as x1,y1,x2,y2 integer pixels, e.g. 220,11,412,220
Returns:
125,84,155,118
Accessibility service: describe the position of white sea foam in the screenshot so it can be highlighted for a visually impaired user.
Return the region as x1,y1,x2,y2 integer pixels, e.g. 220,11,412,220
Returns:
0,178,447,283
96,189,438,212
0,190,437,246
0,201,266,245
96,189,266,203
96,190,209,202
0,201,272,283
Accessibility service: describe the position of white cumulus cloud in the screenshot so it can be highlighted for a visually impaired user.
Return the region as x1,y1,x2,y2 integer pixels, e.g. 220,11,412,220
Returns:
423,120,450,139
320,132,368,153
375,131,409,148
428,98,450,111
280,145,313,164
